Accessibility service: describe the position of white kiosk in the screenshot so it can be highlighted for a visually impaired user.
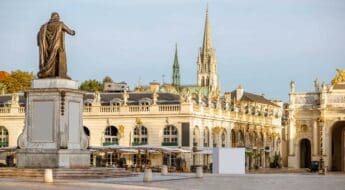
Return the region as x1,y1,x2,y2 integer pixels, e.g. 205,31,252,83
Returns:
212,148,245,174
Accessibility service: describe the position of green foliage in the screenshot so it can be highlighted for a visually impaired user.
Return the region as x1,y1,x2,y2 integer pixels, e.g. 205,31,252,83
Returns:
0,70,34,93
79,79,103,92
132,142,147,146
161,142,178,146
0,141,8,147
245,151,254,157
270,152,282,168
103,142,118,146
102,76,113,83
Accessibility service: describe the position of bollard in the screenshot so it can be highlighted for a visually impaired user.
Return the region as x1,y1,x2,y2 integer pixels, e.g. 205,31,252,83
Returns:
196,166,203,178
143,168,152,182
161,165,168,176
44,169,53,183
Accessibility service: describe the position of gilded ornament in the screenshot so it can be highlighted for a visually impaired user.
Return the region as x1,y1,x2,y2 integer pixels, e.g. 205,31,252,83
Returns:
331,69,345,85
119,125,125,137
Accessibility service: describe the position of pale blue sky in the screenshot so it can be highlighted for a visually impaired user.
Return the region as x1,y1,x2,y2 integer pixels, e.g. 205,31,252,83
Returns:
1,0,345,101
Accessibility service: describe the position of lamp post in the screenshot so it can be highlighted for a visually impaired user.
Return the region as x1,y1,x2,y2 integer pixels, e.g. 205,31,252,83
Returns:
318,117,325,175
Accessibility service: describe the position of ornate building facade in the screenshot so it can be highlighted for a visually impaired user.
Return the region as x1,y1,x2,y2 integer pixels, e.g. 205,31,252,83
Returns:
287,70,345,171
0,8,283,170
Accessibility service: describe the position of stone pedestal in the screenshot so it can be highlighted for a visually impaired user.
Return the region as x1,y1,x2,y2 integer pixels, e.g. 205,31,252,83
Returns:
44,169,53,183
196,166,203,178
143,168,152,182
17,79,89,168
288,156,298,169
161,165,168,175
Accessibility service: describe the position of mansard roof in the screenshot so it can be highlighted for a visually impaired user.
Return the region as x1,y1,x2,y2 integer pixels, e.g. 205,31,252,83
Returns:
0,92,180,106
0,95,11,105
84,92,180,105
0,94,25,106
231,91,279,107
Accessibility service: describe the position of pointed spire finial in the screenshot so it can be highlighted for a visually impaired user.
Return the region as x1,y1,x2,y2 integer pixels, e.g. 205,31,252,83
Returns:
172,43,180,86
202,4,212,53
173,43,179,67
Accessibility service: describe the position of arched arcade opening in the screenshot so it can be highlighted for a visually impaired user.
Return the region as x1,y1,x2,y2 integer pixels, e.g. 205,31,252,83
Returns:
331,121,345,171
300,138,311,168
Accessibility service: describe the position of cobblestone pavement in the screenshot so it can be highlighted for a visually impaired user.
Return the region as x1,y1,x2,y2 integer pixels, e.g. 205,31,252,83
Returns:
0,173,345,190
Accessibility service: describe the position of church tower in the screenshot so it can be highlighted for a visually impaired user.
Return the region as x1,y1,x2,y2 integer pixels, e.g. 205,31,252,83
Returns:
197,6,220,94
172,44,181,86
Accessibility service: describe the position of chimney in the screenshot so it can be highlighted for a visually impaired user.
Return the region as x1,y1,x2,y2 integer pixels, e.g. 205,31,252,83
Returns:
149,81,160,93
236,85,244,101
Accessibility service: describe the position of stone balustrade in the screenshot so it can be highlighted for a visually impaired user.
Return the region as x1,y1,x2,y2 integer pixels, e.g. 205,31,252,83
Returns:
100,106,120,112
159,104,180,112
0,103,279,127
18,107,25,113
128,105,150,112
0,107,10,113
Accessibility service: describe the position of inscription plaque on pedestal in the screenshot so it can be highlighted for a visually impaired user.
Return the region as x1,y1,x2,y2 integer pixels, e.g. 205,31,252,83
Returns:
31,101,54,143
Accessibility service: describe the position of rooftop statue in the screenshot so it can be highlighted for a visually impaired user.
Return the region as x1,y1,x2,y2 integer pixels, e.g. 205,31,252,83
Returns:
37,12,75,79
331,69,345,85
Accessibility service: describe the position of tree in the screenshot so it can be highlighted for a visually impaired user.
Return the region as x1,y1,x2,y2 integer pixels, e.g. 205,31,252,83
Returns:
0,71,9,81
79,79,103,92
0,70,33,93
103,76,113,83
0,71,9,94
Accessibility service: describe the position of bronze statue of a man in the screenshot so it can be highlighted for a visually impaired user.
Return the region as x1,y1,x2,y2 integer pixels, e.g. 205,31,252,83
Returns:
37,12,75,79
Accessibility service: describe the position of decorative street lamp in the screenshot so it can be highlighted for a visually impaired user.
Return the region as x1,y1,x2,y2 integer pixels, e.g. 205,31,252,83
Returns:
318,117,326,175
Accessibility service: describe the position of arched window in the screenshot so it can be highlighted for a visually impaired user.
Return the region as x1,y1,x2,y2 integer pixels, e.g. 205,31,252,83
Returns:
139,98,151,111
259,132,264,148
253,132,258,148
206,77,209,86
0,126,8,147
193,127,200,147
267,134,273,149
84,102,92,107
212,131,217,147
103,126,119,146
201,77,205,86
245,105,249,114
204,127,210,147
231,129,236,147
221,130,226,147
272,135,276,150
276,137,281,150
238,130,245,147
83,126,90,148
83,126,90,137
133,125,148,145
83,99,93,112
249,132,255,147
162,125,178,146
110,98,121,112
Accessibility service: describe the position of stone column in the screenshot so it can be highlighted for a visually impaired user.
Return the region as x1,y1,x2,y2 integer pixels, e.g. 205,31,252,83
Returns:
288,121,295,156
177,123,182,147
262,151,266,168
312,120,318,156
210,127,213,148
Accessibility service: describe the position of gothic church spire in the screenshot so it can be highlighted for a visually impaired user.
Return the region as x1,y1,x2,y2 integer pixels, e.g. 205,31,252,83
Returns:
197,5,220,95
172,44,180,86
202,5,213,53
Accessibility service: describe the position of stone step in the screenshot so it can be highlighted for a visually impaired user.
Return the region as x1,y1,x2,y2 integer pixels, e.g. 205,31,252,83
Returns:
0,168,137,179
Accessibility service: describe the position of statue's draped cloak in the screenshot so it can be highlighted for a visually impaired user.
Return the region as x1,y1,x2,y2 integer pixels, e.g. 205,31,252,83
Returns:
37,21,67,78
